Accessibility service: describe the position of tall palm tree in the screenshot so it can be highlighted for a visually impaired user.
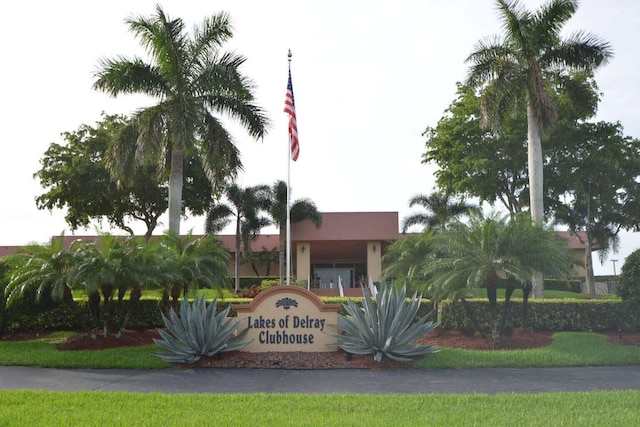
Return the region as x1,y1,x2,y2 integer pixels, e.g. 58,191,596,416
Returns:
425,212,575,336
93,6,268,236
466,0,612,298
401,191,478,233
205,184,271,291
268,180,322,285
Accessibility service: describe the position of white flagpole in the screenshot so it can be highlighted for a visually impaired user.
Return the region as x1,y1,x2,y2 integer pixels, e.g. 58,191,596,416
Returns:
286,50,292,286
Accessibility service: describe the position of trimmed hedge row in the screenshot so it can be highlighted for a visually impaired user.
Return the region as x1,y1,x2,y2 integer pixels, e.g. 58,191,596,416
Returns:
4,294,636,334
440,299,639,333
2,296,436,333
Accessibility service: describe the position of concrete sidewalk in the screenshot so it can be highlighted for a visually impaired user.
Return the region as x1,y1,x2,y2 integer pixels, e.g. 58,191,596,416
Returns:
1,366,639,394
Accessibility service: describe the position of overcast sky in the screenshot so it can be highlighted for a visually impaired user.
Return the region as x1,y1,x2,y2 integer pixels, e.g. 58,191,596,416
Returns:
1,0,638,275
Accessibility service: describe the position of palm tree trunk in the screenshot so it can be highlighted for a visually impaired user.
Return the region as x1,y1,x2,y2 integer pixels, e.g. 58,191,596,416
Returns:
234,215,241,292
61,285,92,335
168,147,184,235
527,101,545,299
500,283,515,336
117,285,141,338
522,281,532,330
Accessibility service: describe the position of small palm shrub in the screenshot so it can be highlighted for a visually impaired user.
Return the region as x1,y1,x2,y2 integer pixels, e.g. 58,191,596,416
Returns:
330,281,439,362
153,296,252,364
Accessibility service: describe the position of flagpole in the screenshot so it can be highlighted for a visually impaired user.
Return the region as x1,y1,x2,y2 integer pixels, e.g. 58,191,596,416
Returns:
286,50,292,286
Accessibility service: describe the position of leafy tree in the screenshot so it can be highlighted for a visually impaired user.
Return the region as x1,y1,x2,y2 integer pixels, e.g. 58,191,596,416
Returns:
466,0,612,297
93,6,268,236
267,180,322,285
205,184,271,291
547,121,640,297
423,84,529,213
35,114,215,241
401,191,478,233
425,212,575,337
617,249,640,327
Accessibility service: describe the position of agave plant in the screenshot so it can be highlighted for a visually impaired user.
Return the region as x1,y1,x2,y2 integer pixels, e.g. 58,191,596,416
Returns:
330,281,439,362
153,295,252,364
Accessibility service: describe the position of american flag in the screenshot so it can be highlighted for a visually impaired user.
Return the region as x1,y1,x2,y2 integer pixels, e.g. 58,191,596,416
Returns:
284,69,299,161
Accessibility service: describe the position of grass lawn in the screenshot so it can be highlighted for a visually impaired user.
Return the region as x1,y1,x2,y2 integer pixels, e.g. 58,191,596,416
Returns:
416,332,640,369
0,390,638,426
464,288,619,300
1,331,639,370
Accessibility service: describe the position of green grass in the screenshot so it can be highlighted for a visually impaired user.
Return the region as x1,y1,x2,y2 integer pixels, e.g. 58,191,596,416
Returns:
0,332,169,369
1,331,638,370
71,287,234,300
416,332,640,369
0,390,638,426
464,288,619,300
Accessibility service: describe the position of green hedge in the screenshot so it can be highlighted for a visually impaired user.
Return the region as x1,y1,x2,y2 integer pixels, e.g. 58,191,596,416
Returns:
6,295,636,334
3,295,437,333
440,299,639,333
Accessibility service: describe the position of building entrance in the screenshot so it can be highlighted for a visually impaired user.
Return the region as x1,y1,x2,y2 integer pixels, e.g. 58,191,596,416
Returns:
311,263,366,289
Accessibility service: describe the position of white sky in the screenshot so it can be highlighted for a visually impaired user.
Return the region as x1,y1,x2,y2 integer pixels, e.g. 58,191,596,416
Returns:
1,0,638,275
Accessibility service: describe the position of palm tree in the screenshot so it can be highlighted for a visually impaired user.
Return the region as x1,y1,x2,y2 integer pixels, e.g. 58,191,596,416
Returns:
466,0,612,297
71,235,147,336
401,191,478,233
268,180,322,285
154,232,231,311
382,230,437,293
4,238,88,332
93,6,268,236
425,212,575,337
205,184,271,291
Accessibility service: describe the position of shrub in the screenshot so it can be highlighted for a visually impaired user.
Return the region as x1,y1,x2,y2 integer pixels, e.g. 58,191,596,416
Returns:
153,296,252,364
617,249,640,304
329,281,439,362
617,249,640,330
441,299,637,333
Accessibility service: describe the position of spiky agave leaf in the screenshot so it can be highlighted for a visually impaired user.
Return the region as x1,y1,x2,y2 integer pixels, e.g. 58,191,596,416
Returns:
153,295,252,364
328,281,439,362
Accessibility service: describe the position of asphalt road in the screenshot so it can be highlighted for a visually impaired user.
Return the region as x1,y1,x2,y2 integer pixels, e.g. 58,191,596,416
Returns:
1,366,639,394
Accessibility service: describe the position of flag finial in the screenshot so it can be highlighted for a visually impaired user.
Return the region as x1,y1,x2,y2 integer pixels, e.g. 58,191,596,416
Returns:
287,49,292,60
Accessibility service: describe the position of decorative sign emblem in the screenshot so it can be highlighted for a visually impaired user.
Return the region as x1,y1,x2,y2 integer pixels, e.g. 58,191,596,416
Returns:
233,286,341,352
275,297,298,310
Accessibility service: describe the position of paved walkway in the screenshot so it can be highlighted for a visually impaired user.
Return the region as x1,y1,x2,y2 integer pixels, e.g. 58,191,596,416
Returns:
1,366,639,394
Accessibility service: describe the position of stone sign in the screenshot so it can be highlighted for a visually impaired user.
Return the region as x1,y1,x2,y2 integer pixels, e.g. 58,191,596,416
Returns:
233,286,341,352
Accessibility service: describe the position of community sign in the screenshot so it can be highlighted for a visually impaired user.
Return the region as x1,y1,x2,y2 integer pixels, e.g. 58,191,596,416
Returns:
233,286,341,352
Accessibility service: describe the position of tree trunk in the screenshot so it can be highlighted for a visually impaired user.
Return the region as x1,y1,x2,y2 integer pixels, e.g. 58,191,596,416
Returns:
62,285,91,335
168,147,184,236
235,214,241,292
500,283,516,336
527,101,545,299
585,237,596,298
117,285,141,338
522,281,532,330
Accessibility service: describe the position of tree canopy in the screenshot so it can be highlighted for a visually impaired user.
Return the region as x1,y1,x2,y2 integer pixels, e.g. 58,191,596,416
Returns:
35,114,215,240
